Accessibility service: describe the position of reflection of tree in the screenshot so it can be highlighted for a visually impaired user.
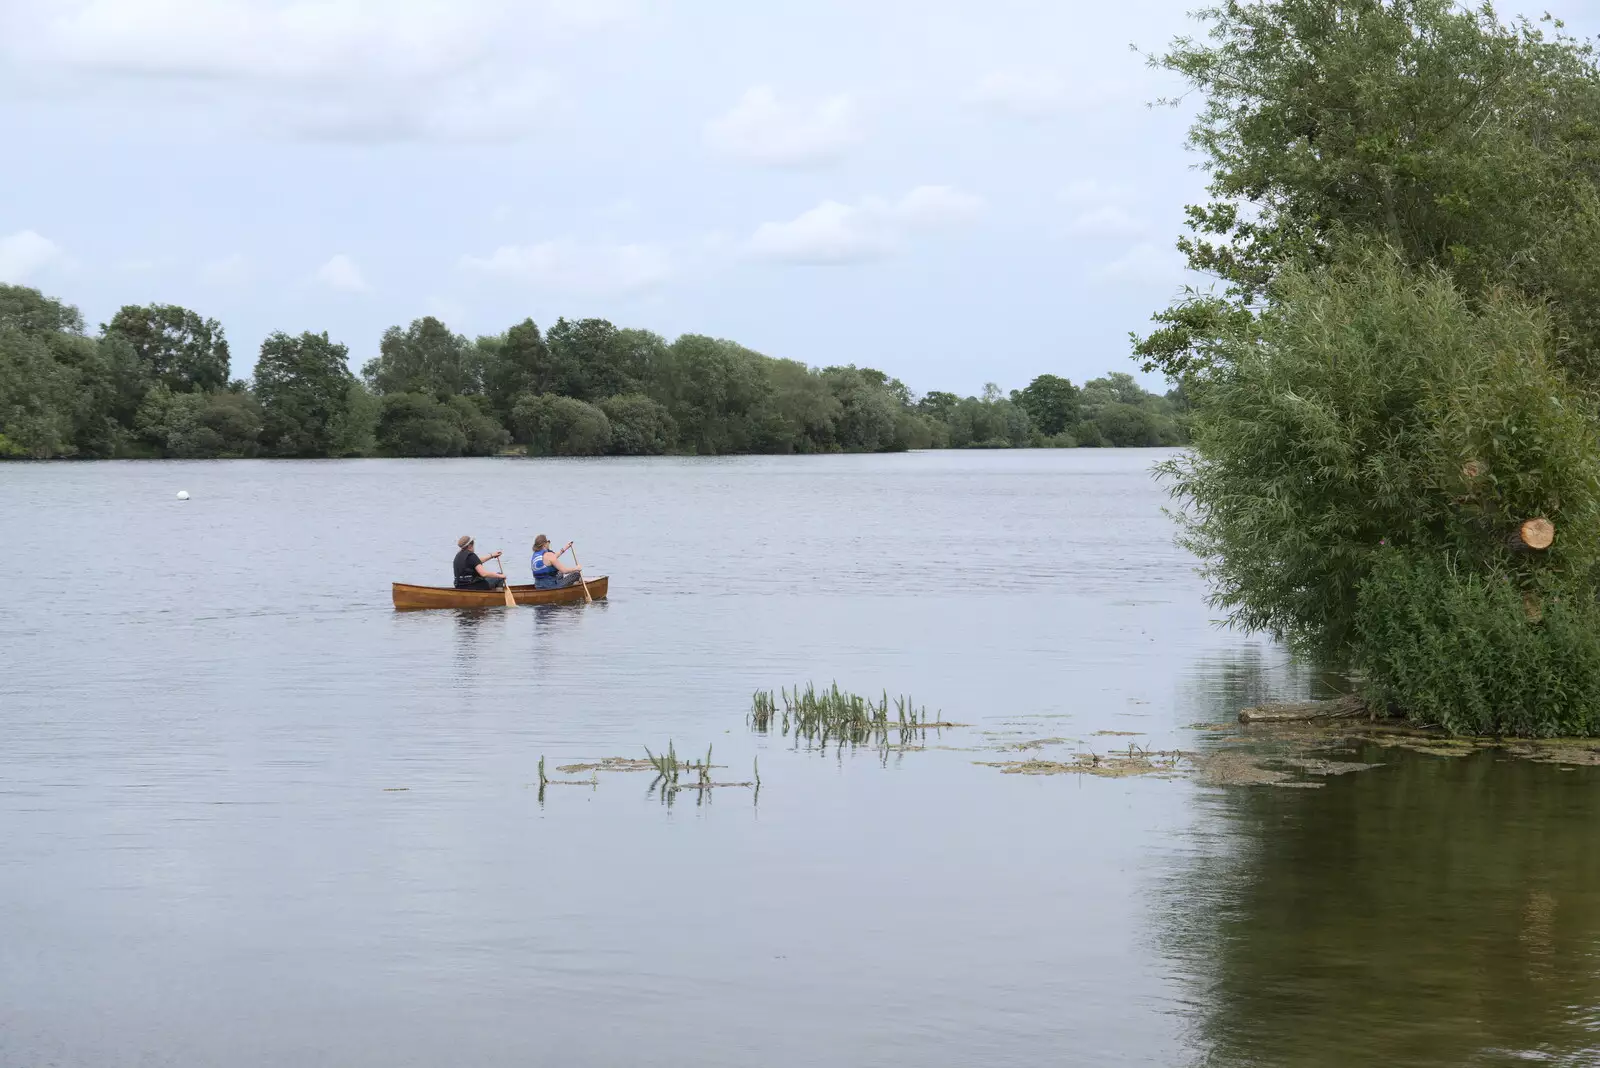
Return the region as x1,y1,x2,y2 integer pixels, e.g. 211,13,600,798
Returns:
1174,645,1349,727
1163,749,1600,1066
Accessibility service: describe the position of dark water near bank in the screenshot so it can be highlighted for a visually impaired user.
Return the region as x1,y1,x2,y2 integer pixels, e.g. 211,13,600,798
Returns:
0,451,1595,1067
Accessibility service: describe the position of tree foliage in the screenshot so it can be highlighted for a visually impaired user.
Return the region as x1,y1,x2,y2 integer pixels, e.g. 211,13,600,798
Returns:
105,303,230,394
255,331,353,457
1138,0,1600,734
1137,0,1600,381
509,393,613,456
1164,252,1600,655
599,393,675,455
363,317,476,398
3,286,1177,461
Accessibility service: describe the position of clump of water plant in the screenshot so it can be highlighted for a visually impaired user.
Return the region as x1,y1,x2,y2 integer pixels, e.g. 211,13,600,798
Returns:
645,741,753,805
749,690,778,732
750,682,960,751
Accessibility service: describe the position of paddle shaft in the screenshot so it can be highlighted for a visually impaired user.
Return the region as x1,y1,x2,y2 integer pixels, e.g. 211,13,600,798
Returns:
571,545,593,603
498,553,515,607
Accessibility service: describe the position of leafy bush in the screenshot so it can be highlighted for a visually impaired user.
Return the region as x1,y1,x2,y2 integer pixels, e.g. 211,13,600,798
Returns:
1355,551,1600,737
447,395,511,456
134,385,262,457
509,393,612,456
1164,250,1600,656
375,392,467,457
599,393,675,455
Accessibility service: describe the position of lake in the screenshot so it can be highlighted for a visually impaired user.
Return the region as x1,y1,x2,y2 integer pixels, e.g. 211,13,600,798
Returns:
1,450,1596,1067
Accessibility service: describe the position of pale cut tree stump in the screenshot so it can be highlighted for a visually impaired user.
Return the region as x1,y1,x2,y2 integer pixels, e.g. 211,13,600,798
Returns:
1507,518,1555,552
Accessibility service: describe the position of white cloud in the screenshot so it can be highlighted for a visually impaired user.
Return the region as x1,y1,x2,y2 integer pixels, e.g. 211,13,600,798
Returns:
199,252,250,286
705,86,862,167
313,253,369,292
38,0,479,82
748,186,984,265
1067,205,1148,238
0,231,66,283
749,201,890,265
460,239,673,295
8,1,586,142
1094,242,1185,284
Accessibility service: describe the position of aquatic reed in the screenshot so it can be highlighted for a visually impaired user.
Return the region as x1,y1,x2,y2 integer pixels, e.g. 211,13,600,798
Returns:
749,682,943,749
750,690,778,732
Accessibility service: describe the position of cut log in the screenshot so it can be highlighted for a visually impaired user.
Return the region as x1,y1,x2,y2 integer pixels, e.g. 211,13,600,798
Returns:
1238,695,1369,724
1507,517,1555,552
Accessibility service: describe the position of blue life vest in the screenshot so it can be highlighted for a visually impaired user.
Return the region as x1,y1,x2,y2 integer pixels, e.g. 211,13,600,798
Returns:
532,548,558,577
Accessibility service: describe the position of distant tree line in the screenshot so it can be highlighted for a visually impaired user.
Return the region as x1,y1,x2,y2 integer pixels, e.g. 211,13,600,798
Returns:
0,283,1187,460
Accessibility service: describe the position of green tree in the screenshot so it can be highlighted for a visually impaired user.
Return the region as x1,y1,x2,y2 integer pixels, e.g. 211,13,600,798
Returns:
599,393,675,455
374,393,468,457
253,331,354,456
1164,252,1600,659
752,359,841,453
1014,374,1080,436
544,317,649,401
917,391,960,423
0,285,138,458
479,318,549,419
0,323,80,457
448,395,511,456
823,365,901,452
331,380,380,456
652,335,771,455
1137,0,1600,380
509,393,612,455
134,385,262,457
105,303,230,393
363,317,476,398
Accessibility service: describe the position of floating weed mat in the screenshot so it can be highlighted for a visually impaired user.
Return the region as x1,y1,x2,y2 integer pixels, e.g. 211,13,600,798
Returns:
557,757,658,774
534,754,599,801
749,683,964,751
997,736,1074,752
979,747,1190,779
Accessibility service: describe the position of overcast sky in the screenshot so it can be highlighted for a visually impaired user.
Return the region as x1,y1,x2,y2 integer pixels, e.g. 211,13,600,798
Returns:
3,0,1254,395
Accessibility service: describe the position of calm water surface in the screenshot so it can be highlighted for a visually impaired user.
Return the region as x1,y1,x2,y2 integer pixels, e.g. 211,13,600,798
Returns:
0,451,1595,1067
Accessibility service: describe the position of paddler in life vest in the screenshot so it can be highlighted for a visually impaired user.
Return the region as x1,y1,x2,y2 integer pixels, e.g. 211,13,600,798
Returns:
530,534,583,589
453,535,506,590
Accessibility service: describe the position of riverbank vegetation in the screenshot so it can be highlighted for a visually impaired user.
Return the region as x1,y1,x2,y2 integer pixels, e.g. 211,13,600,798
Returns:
0,284,1187,459
1143,0,1600,735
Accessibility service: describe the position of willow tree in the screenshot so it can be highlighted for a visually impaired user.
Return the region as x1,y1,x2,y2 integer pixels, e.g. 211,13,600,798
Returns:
1137,0,1600,382
1145,0,1600,734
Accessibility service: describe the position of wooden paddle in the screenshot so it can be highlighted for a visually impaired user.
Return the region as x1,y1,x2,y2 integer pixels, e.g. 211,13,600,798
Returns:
570,543,593,604
498,553,515,607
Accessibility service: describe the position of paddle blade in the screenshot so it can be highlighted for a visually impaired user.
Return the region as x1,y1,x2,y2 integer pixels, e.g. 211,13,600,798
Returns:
503,578,516,607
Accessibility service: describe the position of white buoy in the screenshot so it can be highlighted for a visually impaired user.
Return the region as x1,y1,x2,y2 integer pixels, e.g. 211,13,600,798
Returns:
176,490,190,501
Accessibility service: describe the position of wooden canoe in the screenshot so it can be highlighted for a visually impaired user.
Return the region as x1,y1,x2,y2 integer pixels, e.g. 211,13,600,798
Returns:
392,576,609,610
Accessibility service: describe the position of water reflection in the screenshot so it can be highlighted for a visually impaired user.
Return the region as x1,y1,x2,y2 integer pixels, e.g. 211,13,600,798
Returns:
1165,655,1600,1066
